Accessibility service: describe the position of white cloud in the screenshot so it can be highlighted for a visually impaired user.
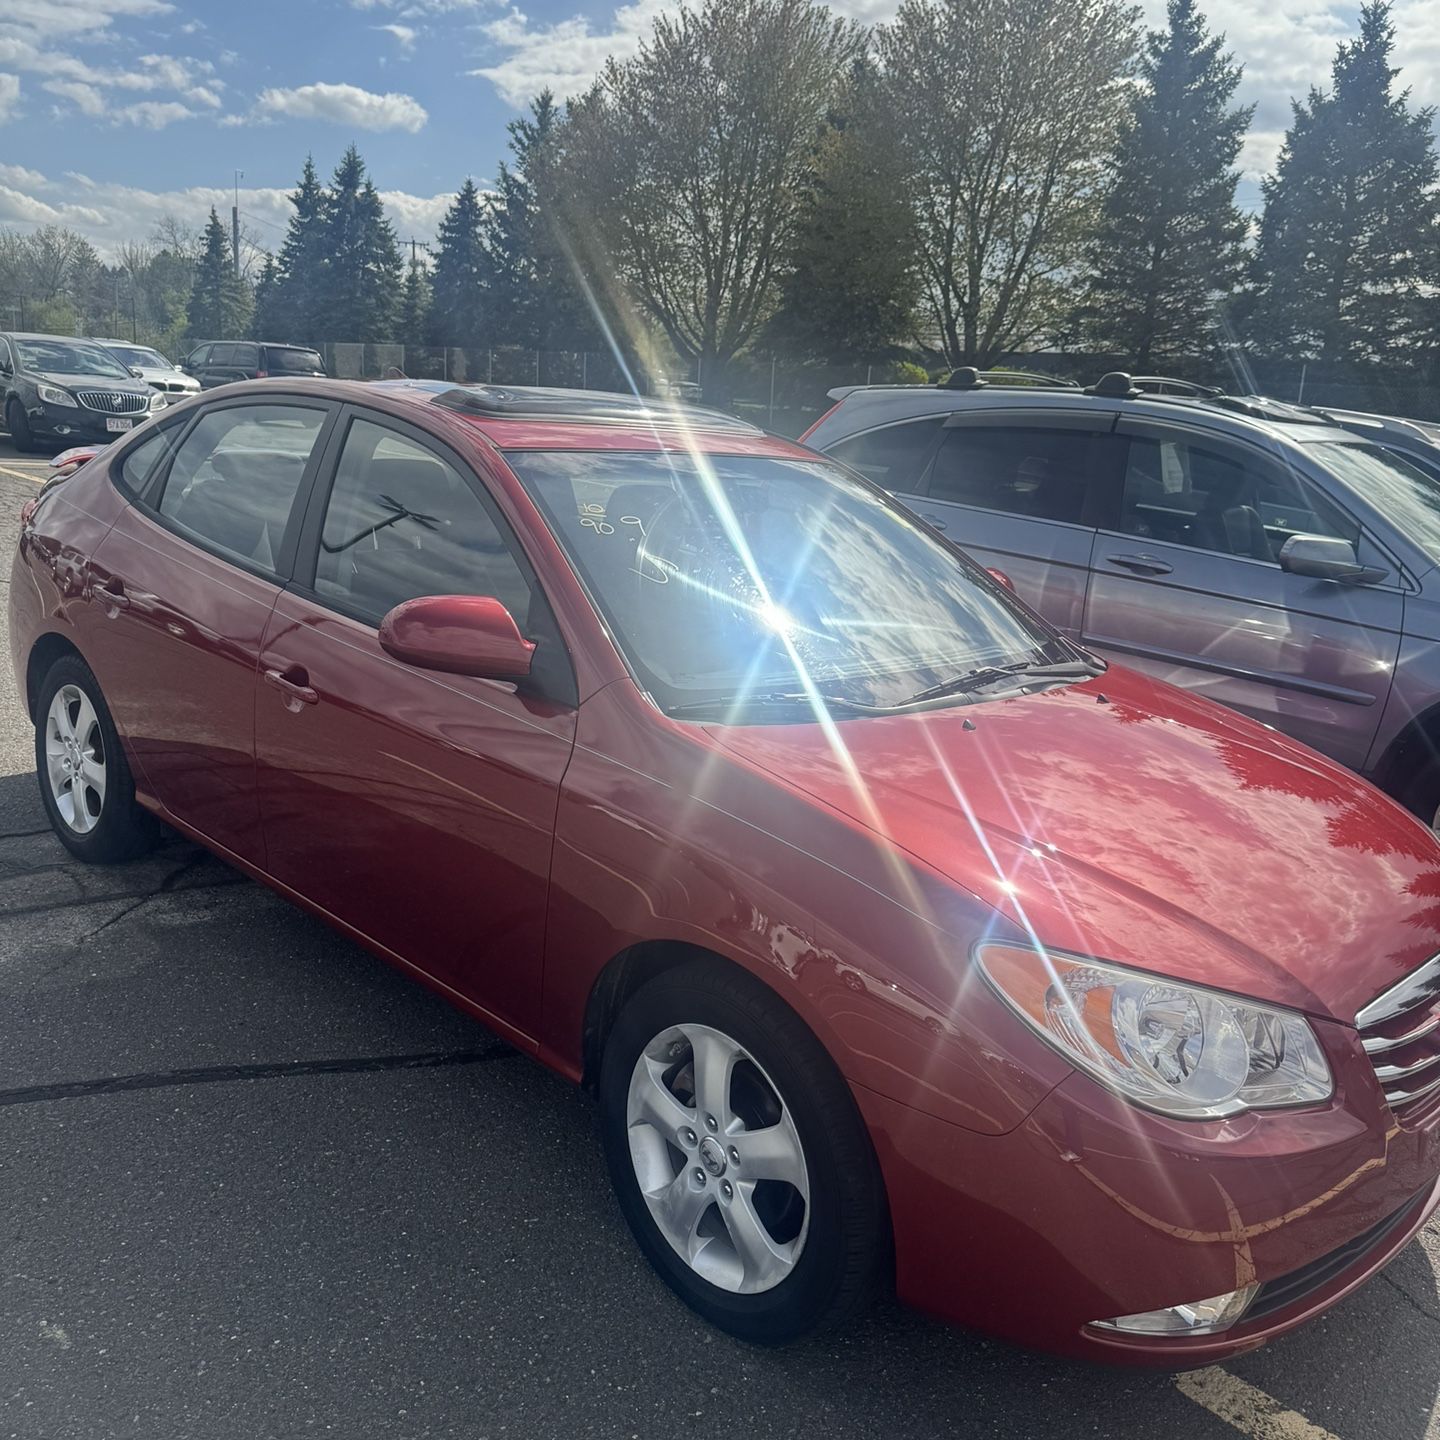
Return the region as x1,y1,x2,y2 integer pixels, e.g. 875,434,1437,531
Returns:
255,81,428,133
43,79,104,116
471,0,669,108
377,23,417,51
0,164,456,257
0,73,18,122
113,99,193,128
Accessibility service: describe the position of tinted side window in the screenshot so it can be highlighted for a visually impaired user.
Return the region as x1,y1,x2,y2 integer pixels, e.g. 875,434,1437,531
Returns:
233,344,260,369
827,418,943,493
209,344,237,367
1120,437,1357,561
118,427,182,497
314,418,532,625
187,345,211,367
927,427,1095,524
157,404,327,572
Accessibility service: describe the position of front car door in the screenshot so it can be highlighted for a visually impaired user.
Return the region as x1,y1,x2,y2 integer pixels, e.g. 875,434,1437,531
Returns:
86,396,337,862
254,408,577,1038
1082,418,1405,770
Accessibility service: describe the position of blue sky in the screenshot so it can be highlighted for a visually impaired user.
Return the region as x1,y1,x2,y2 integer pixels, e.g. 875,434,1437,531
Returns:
0,0,1435,256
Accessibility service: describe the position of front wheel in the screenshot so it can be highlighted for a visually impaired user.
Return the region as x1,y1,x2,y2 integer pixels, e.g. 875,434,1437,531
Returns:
35,655,158,863
6,398,36,454
599,960,888,1344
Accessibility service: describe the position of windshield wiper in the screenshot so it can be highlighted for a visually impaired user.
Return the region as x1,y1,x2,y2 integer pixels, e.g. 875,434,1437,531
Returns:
664,689,891,719
901,659,1102,707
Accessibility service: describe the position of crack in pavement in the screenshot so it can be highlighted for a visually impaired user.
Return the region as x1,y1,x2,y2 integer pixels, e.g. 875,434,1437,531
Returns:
75,853,212,944
1379,1268,1440,1326
0,866,247,932
0,1046,520,1108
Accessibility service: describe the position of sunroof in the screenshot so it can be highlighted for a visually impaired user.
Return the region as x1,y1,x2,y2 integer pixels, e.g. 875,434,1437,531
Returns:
428,384,760,432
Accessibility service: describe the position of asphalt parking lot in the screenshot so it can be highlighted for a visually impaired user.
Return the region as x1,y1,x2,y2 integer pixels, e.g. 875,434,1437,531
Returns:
1,434,1438,1440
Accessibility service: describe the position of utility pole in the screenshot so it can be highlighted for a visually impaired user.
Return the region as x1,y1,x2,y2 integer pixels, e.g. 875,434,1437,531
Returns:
232,170,244,277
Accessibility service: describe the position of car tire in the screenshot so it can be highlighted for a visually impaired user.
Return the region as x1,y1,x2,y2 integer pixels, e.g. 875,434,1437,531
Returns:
6,398,36,454
34,655,159,863
599,958,888,1344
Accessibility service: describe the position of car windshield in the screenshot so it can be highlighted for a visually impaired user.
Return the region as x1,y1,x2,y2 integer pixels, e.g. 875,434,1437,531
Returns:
1309,441,1440,563
108,344,169,369
507,448,1074,717
17,339,131,379
266,347,323,373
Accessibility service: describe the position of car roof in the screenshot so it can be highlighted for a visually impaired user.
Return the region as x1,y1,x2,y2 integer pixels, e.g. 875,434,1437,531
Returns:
2,331,119,343
175,377,803,457
808,376,1362,450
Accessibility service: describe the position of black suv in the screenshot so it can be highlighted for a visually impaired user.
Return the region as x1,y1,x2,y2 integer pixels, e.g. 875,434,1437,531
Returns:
0,332,163,451
183,341,326,388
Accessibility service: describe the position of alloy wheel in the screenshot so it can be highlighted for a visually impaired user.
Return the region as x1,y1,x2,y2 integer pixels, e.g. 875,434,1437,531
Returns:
625,1022,810,1294
45,683,107,834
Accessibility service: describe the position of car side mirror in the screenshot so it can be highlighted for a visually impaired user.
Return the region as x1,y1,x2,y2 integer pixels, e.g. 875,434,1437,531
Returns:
1279,534,1387,585
378,595,536,679
128,367,144,379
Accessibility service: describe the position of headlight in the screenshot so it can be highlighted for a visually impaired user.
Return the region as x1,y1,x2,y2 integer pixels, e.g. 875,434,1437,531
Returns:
36,383,76,407
978,943,1333,1119
148,391,165,409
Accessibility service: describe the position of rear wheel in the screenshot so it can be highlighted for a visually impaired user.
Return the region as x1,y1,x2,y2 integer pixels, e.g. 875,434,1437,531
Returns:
5,398,35,454
34,655,158,863
599,959,887,1344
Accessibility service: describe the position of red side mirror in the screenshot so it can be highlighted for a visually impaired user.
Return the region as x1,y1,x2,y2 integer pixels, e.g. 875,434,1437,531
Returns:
985,566,1016,590
378,595,536,679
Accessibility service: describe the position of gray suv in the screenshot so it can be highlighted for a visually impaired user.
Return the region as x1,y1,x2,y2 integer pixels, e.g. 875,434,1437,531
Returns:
805,370,1440,823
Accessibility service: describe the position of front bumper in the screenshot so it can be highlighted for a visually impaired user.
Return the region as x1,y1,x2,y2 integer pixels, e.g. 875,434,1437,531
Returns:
28,399,153,442
857,1051,1440,1365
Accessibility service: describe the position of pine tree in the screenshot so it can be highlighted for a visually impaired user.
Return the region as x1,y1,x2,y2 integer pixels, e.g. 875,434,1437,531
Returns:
275,156,330,341
185,208,250,343
1250,1,1440,361
250,253,283,339
1081,0,1251,367
768,61,919,363
317,146,403,343
428,178,489,350
485,91,595,350
398,253,431,350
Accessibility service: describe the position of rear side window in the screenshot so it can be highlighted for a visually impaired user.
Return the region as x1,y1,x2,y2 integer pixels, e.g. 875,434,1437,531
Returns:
265,347,325,375
826,418,942,493
313,418,532,624
156,404,328,573
927,426,1095,524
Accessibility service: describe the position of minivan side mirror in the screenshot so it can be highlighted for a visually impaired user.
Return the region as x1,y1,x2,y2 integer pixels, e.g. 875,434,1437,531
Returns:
378,595,536,679
1279,534,1387,585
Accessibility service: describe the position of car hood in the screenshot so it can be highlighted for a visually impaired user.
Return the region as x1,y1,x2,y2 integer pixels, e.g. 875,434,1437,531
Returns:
135,366,196,384
35,370,151,394
707,666,1440,1022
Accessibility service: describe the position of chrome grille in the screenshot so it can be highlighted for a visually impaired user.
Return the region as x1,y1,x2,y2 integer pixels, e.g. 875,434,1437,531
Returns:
1357,955,1440,1112
74,389,150,415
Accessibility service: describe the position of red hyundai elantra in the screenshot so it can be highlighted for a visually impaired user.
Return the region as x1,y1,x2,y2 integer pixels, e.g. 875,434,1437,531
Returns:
12,378,1440,1365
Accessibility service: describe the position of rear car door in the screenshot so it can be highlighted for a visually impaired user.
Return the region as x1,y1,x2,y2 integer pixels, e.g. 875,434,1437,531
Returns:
254,408,577,1037
896,411,1117,638
1082,418,1404,769
86,396,338,863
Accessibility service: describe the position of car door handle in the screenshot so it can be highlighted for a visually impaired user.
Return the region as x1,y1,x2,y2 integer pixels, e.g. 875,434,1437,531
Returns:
1105,553,1173,576
919,512,948,532
263,667,318,707
96,578,130,611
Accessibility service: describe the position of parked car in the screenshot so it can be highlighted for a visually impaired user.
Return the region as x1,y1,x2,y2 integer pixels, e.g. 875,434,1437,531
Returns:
182,341,326,388
89,339,201,406
0,332,163,451
805,370,1440,826
1303,404,1440,481
14,378,1440,1366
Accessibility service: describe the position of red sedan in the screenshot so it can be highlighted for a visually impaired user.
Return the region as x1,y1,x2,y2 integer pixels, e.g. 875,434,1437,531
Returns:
12,378,1440,1364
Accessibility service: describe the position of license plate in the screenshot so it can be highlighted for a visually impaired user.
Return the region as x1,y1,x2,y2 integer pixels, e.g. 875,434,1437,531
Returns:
105,417,133,433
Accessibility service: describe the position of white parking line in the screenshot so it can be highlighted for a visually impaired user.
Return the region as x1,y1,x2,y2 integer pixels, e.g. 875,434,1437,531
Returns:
1176,1368,1341,1440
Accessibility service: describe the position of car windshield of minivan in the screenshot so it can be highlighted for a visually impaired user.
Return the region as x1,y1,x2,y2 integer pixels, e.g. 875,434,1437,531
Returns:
1310,441,1440,564
508,449,1089,718
267,347,324,373
17,340,131,380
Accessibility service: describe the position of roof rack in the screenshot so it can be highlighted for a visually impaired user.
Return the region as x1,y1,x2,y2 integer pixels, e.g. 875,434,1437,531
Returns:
939,367,1081,392
426,383,761,433
1127,375,1223,398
